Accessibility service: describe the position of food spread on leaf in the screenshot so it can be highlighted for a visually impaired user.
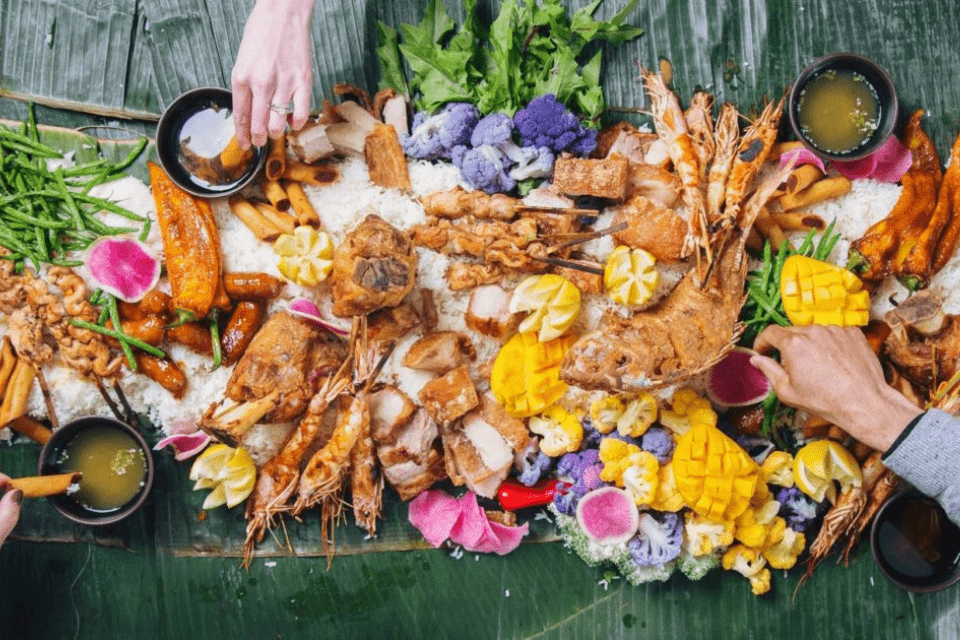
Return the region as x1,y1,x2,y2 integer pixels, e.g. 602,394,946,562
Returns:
4,0,959,602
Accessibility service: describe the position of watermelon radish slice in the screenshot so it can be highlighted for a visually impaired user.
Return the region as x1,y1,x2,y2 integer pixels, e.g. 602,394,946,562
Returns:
86,237,161,303
575,486,639,545
706,347,772,407
287,297,350,337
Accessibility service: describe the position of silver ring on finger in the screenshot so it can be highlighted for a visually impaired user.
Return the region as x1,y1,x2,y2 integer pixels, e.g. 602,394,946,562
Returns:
269,103,292,116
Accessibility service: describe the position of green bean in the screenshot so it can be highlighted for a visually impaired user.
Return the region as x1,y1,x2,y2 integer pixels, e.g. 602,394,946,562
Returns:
209,312,222,371
0,126,61,156
69,319,166,358
27,104,39,143
60,159,110,178
138,219,151,243
106,295,137,371
48,258,83,267
70,192,145,222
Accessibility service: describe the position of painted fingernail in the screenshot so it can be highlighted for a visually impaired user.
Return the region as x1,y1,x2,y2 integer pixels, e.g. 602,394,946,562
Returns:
10,490,22,505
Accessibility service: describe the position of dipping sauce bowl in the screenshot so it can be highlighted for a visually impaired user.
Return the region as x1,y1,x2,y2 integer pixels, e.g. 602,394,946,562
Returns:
38,416,154,526
871,490,960,593
788,53,899,162
156,87,266,198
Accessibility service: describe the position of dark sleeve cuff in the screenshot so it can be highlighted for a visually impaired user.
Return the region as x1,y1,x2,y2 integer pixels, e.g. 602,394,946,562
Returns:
881,410,927,462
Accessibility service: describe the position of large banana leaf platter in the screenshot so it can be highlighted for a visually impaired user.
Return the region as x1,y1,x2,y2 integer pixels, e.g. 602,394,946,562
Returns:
1,0,959,638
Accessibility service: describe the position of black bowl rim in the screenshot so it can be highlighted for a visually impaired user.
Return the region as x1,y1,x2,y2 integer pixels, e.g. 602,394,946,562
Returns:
788,52,899,162
869,489,960,593
38,416,155,526
155,86,266,198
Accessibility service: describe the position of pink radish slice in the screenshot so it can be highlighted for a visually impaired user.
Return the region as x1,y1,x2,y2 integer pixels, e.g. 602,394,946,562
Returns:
154,431,211,461
86,237,161,303
706,346,772,407
287,298,350,337
575,487,639,545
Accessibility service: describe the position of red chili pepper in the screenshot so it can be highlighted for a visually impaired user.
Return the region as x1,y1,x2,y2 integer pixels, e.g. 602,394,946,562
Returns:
497,477,570,511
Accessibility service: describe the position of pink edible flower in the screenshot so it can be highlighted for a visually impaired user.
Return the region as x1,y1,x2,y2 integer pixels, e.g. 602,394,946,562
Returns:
831,135,913,183
408,489,530,555
779,147,826,173
154,430,211,461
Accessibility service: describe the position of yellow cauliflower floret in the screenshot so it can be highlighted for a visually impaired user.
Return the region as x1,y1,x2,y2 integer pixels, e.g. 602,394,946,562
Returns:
761,451,795,487
649,463,684,512
734,500,785,549
528,405,583,457
722,545,772,596
659,387,717,437
616,392,658,438
683,511,735,557
598,438,660,505
780,255,869,327
589,396,625,435
762,528,807,570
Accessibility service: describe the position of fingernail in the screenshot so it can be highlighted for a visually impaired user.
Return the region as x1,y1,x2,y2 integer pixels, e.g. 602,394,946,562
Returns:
10,490,22,505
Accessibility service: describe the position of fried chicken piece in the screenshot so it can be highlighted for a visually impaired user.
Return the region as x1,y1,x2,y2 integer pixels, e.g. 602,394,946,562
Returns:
332,214,418,317
884,291,960,394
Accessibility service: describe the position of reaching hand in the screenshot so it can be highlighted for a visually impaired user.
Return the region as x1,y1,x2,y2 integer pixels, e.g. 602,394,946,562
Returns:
751,324,922,451
231,0,316,149
0,473,22,548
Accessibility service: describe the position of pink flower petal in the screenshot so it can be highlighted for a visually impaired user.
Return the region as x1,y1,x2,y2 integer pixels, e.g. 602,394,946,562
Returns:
871,135,913,183
484,521,529,555
449,491,489,549
408,490,462,548
833,153,878,180
780,148,826,173
154,431,211,461
287,298,350,337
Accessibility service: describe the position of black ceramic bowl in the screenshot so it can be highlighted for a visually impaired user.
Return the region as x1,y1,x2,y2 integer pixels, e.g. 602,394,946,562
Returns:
156,86,266,198
870,490,960,593
788,53,899,162
38,416,154,526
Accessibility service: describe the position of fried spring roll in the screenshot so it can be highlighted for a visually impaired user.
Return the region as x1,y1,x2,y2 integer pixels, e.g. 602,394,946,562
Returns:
259,175,291,211
265,133,287,181
6,415,52,445
220,136,254,172
228,196,284,241
778,176,852,210
10,473,82,498
769,140,804,161
754,206,791,250
770,211,826,232
254,202,297,235
786,165,825,196
284,181,321,228
0,337,16,400
0,359,35,427
282,160,340,186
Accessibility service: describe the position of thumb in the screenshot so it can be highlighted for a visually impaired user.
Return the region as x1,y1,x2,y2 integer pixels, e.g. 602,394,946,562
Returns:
750,354,791,397
0,490,22,545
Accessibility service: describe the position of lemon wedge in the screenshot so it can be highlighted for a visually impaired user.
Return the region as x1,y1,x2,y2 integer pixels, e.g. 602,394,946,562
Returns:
189,444,256,509
604,245,659,306
273,226,334,286
508,274,581,342
793,440,861,503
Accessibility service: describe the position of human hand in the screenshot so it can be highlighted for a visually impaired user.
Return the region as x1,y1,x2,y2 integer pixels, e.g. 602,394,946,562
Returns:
751,324,922,451
0,473,22,548
231,0,316,149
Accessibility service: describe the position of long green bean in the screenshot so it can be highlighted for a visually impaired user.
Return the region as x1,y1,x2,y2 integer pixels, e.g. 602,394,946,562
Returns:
69,319,166,358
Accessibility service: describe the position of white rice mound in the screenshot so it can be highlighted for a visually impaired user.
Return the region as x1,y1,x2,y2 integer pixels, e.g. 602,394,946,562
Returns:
4,153,940,461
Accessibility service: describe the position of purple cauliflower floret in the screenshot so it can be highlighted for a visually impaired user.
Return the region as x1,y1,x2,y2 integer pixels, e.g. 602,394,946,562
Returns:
734,434,776,464
628,512,683,567
583,424,641,449
513,94,598,156
469,113,556,182
553,449,604,515
455,144,516,194
509,146,555,181
641,427,675,465
517,451,553,486
776,486,820,532
401,103,479,161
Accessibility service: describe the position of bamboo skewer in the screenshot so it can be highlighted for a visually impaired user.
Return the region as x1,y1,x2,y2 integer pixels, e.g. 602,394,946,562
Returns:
515,205,600,218
35,369,58,429
530,255,605,276
546,222,627,254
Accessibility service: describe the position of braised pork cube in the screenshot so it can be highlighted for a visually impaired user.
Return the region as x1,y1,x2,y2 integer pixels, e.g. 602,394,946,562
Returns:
383,448,447,501
464,284,518,341
418,365,478,426
369,385,417,446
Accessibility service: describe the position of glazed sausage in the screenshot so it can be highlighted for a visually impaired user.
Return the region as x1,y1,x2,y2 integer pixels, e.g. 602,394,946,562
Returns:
221,301,266,366
167,321,214,356
133,352,187,399
223,272,285,301
117,289,171,321
105,315,167,348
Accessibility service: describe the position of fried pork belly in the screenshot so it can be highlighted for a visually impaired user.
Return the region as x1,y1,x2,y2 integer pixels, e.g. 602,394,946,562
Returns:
367,302,420,345
626,163,682,207
553,154,629,201
418,365,479,426
440,395,530,499
465,284,518,340
377,407,439,467
289,121,335,163
401,331,476,374
445,262,506,291
365,122,411,192
369,385,418,446
420,187,518,220
383,448,447,501
225,310,346,424
884,291,960,394
332,214,418,317
611,195,690,263
552,259,605,294
520,186,575,210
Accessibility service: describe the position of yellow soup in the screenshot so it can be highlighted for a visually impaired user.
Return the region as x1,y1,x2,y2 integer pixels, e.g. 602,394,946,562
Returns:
797,69,881,154
57,426,147,512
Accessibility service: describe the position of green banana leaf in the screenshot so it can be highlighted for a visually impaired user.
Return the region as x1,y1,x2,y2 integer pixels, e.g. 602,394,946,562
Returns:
2,0,960,638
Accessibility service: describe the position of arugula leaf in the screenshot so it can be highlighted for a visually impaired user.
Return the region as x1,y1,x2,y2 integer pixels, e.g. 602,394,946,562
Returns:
375,22,407,96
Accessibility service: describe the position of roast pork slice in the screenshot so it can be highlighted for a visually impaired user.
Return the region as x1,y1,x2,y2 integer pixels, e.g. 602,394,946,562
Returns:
369,385,417,445
464,284,518,341
401,331,475,374
419,365,479,426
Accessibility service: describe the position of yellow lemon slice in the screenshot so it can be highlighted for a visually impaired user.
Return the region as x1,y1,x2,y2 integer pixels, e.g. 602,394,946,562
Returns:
274,226,334,287
189,444,256,509
793,440,862,503
604,245,659,306
508,274,581,342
